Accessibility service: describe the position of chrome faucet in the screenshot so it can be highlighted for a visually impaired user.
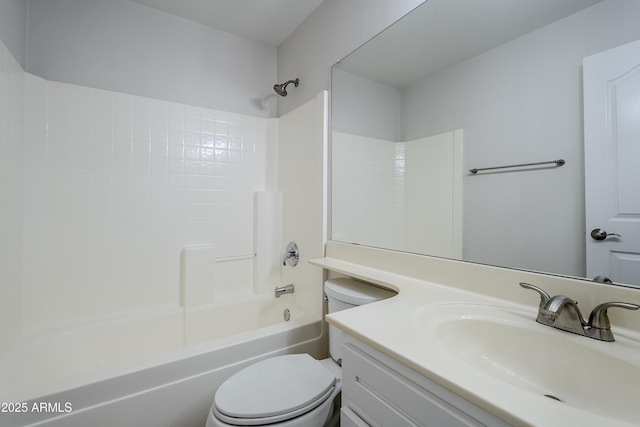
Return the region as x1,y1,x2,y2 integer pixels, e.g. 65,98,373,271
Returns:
282,242,299,266
275,284,294,298
520,282,640,342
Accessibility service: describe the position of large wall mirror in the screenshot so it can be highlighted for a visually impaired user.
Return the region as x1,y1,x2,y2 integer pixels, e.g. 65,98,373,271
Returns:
331,0,640,287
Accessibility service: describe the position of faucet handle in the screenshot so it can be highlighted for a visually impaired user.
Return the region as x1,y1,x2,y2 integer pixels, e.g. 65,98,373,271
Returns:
282,241,299,266
519,282,551,310
588,302,640,330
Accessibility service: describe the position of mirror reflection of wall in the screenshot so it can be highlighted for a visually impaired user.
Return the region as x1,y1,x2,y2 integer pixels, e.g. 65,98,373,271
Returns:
331,0,640,283
332,68,466,258
332,128,462,258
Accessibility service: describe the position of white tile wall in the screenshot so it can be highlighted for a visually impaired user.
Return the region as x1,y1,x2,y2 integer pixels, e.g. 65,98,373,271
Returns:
22,75,276,332
0,40,24,354
332,130,462,256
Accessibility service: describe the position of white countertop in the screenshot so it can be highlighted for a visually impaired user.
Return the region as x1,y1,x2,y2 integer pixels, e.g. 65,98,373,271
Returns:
311,255,640,427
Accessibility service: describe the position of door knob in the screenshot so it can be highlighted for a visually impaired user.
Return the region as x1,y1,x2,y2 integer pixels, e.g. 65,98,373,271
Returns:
590,228,622,241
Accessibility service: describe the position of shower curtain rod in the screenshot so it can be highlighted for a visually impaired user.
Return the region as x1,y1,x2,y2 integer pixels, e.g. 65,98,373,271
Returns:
469,159,565,174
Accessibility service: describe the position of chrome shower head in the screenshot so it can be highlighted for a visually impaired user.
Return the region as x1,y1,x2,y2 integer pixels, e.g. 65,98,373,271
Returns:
273,78,299,97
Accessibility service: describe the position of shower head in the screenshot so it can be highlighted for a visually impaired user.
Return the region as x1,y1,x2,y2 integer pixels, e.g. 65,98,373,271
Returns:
273,79,299,97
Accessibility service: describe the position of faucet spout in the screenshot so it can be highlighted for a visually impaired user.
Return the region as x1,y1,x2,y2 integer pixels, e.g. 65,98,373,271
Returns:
538,295,586,336
275,284,294,298
540,295,579,315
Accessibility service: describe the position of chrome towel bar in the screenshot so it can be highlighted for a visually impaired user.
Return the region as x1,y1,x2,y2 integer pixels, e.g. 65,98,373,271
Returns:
469,159,565,174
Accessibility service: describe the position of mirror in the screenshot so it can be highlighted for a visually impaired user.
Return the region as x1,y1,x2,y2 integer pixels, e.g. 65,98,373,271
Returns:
331,0,640,285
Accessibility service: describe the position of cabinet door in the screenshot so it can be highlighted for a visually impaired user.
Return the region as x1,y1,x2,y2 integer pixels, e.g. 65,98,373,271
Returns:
342,344,486,427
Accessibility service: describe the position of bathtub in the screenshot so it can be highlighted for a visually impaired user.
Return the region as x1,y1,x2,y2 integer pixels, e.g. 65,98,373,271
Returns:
0,296,323,427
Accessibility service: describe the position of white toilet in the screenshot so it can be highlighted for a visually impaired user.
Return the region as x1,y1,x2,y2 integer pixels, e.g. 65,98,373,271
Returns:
206,278,395,427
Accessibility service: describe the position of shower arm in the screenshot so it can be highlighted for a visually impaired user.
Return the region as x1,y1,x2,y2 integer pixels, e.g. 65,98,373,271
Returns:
273,78,299,96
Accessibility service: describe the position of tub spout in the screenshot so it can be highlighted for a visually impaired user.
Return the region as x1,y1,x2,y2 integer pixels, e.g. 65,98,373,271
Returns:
275,284,294,298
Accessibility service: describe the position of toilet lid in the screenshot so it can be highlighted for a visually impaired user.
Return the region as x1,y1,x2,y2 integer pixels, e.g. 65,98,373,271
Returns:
214,354,336,423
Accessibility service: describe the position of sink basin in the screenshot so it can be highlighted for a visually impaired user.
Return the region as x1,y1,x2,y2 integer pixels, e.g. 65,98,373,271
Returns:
412,303,640,423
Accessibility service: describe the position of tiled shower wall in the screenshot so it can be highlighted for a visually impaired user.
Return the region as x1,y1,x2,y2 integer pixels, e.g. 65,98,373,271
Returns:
22,73,276,333
332,131,461,257
0,41,24,353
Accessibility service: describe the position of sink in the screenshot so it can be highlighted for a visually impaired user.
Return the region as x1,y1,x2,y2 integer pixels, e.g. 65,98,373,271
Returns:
412,303,640,423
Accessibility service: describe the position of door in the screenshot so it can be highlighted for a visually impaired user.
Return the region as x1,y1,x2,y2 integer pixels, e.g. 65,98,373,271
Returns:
584,39,640,287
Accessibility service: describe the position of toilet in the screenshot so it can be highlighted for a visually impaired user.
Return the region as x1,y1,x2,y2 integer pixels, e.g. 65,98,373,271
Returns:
206,278,395,427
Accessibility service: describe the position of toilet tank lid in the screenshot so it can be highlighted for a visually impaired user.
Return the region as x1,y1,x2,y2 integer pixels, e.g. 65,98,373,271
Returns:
324,278,395,305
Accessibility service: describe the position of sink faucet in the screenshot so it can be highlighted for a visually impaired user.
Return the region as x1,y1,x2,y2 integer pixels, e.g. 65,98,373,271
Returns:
520,282,640,342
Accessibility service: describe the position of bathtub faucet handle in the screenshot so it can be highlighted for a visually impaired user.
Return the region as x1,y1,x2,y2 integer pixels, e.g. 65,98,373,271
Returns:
282,242,299,266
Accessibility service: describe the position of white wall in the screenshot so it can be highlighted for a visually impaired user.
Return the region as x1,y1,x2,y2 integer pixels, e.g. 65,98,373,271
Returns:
401,0,640,277
26,0,278,118
276,0,425,116
278,92,328,322
332,131,462,257
0,39,24,354
0,0,330,346
404,132,463,258
22,74,276,332
332,132,398,250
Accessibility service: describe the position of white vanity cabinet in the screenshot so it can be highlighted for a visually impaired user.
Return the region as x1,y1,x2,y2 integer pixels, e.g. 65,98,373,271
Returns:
340,337,511,427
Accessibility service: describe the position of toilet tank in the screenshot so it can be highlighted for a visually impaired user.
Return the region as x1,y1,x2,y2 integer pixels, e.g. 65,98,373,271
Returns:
324,278,395,363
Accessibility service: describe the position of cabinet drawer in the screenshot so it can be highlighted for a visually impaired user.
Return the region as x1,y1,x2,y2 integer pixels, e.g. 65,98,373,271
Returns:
342,344,482,427
341,408,370,427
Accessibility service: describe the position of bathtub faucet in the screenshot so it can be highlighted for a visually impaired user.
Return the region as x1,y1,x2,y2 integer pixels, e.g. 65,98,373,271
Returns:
275,284,294,298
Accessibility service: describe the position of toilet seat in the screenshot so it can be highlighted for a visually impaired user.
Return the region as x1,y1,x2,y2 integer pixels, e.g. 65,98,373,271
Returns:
213,354,337,426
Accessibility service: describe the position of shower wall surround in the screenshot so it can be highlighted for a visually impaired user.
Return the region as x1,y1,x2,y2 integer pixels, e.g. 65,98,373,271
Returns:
332,133,400,249
22,73,277,333
0,40,24,354
332,130,462,258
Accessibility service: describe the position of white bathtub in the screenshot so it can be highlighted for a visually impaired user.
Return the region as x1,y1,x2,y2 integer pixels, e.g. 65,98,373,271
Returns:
0,296,323,427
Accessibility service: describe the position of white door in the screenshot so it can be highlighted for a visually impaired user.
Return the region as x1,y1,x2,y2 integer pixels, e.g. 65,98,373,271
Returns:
584,39,640,287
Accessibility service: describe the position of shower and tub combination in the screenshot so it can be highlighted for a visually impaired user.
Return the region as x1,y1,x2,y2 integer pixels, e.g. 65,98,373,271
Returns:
0,294,320,427
0,67,328,427
0,236,318,427
1,223,318,427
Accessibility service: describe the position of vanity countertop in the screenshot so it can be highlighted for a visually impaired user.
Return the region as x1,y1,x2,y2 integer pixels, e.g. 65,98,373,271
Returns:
311,254,640,427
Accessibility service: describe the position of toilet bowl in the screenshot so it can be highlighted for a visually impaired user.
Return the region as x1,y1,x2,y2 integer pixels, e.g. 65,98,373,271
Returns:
205,278,395,427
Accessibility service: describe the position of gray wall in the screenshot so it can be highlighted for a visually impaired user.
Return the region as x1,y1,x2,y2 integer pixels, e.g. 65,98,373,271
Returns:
26,0,278,117
0,0,27,67
276,0,425,117
400,0,640,277
11,0,427,118
332,69,401,141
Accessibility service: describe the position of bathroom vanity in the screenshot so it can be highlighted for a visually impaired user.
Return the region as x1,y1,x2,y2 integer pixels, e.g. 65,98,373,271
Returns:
340,336,509,427
312,242,640,427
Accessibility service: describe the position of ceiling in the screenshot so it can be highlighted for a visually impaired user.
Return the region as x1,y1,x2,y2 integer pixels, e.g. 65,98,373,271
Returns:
128,0,325,47
336,0,601,88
